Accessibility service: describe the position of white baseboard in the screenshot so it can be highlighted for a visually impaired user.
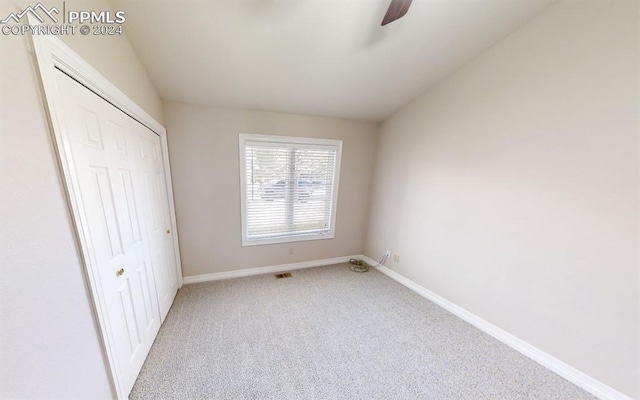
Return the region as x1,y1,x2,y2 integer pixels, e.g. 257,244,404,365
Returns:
182,256,353,284
356,255,632,400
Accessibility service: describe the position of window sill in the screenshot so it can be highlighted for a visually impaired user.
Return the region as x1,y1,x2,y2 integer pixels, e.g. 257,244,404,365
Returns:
241,231,335,247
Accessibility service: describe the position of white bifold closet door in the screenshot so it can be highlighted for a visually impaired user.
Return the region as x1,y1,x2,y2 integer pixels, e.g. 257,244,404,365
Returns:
132,111,179,319
54,69,178,395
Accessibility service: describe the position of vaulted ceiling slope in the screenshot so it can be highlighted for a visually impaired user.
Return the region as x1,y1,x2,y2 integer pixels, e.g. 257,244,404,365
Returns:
112,0,554,122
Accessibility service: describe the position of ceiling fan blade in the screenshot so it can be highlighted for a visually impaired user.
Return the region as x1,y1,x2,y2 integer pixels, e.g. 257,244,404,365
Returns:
381,0,413,26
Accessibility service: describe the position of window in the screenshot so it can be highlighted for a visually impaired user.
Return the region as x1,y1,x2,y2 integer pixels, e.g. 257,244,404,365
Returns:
239,134,342,246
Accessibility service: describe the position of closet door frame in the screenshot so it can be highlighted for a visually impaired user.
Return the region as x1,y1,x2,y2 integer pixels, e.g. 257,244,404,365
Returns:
29,17,183,400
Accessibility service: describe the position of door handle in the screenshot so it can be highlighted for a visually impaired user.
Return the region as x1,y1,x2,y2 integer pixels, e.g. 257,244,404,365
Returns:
116,268,125,277
166,229,170,234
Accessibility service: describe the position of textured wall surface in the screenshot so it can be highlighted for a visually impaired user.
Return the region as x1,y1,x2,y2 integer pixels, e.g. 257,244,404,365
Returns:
164,102,378,277
365,1,639,397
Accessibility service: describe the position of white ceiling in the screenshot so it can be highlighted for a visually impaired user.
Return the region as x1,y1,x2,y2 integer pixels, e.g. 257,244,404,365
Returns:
112,0,554,122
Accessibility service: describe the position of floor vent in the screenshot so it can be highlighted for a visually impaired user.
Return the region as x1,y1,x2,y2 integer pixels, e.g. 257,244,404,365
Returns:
274,272,292,279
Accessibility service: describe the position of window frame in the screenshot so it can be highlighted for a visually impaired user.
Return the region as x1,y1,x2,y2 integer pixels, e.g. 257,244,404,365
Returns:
238,133,343,246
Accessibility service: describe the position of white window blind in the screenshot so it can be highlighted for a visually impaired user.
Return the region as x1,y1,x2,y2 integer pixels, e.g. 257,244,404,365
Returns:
239,134,342,246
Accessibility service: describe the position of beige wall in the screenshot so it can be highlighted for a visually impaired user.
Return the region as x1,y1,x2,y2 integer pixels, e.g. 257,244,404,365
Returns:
365,0,639,397
0,1,163,398
164,102,378,277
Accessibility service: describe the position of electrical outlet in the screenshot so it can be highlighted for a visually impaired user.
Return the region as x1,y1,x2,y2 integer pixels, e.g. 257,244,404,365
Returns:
289,247,294,255
385,250,391,258
393,255,400,263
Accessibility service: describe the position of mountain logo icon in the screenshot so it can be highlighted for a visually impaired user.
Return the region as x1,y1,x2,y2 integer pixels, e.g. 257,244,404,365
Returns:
1,3,59,24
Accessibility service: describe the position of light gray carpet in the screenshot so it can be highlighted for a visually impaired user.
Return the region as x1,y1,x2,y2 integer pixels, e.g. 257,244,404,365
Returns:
130,263,595,399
